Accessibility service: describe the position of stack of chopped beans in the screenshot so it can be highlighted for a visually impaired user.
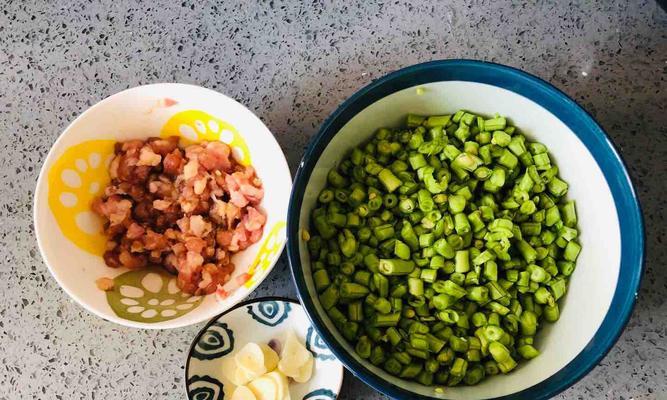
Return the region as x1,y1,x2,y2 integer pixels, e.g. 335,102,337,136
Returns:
307,111,581,387
92,136,266,295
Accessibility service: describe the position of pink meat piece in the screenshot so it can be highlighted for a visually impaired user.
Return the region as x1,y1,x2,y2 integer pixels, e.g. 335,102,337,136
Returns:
243,207,266,232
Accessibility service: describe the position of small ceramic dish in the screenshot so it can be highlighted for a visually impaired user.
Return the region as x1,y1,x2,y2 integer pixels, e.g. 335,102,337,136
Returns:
287,60,644,399
185,297,344,400
34,83,292,329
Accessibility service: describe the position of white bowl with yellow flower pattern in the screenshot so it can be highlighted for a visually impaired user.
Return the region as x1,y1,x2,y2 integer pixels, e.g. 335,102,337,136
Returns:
34,83,291,329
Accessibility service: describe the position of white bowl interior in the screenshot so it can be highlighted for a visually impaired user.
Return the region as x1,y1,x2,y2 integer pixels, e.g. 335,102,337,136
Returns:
35,83,291,328
298,81,620,398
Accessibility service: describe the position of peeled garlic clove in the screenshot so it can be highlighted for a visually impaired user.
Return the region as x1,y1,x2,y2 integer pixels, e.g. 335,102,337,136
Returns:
221,357,239,383
259,343,280,372
265,371,289,400
281,331,312,366
234,364,259,386
231,385,258,400
278,358,300,378
236,343,268,378
248,375,279,400
292,355,314,383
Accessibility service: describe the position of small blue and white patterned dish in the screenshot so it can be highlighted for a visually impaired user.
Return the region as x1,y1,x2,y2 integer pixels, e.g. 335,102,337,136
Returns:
185,297,344,400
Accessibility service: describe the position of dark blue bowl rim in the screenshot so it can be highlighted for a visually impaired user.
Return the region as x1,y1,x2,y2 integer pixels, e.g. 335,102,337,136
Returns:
286,59,645,400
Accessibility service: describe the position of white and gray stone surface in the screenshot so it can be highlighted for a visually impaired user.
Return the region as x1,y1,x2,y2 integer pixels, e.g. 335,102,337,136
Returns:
0,1,665,399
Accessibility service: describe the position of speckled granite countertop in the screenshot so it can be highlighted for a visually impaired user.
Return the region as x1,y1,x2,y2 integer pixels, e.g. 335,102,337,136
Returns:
1,1,665,399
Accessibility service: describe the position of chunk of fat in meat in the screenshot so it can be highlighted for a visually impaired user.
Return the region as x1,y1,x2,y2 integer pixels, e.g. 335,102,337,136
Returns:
229,224,249,252
126,222,145,239
243,207,266,231
148,136,179,156
229,189,249,208
91,196,132,226
226,172,264,206
137,146,162,166
239,181,264,203
226,203,241,227
119,250,146,269
153,199,172,211
189,215,212,237
198,141,232,172
184,236,207,253
193,175,208,195
183,159,199,180
144,230,168,251
248,227,263,244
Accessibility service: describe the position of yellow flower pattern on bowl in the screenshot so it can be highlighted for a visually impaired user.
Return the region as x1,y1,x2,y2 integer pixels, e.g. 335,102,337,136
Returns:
47,139,115,256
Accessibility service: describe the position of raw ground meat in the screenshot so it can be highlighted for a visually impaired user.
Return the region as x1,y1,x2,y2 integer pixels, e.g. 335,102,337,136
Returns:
92,136,266,295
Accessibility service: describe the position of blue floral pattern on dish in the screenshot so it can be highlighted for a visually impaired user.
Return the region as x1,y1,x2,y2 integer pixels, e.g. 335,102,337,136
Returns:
302,388,337,400
246,301,292,326
187,375,224,400
306,326,335,361
192,322,234,360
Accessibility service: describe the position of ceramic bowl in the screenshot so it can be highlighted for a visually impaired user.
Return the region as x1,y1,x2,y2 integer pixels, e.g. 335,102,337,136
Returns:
34,83,291,329
185,297,344,400
287,60,644,399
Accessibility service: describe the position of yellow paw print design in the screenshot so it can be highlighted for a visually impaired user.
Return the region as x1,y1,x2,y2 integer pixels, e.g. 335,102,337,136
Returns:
47,140,115,255
160,110,252,166
244,222,286,288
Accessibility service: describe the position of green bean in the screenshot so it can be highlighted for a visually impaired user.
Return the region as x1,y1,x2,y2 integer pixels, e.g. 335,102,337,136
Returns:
355,336,372,358
313,269,330,292
348,301,363,322
455,250,470,273
563,241,581,262
464,364,485,385
373,273,389,298
400,362,423,378
319,285,339,310
489,342,517,373
517,344,540,360
450,357,468,377
543,304,560,322
370,345,386,366
327,306,347,326
340,283,369,299
408,277,424,296
420,268,438,283
341,321,358,341
372,312,401,327
384,358,403,375
394,240,411,260
373,298,392,314
378,258,415,276
433,238,455,259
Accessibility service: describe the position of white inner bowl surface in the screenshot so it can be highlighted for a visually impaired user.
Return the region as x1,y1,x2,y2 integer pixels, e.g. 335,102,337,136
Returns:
298,81,620,398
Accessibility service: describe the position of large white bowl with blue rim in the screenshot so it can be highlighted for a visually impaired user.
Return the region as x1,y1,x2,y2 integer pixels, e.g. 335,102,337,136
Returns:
287,60,644,399
185,297,344,400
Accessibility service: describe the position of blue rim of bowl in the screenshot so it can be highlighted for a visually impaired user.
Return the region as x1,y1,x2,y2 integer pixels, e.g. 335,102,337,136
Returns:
184,296,345,400
287,59,645,400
